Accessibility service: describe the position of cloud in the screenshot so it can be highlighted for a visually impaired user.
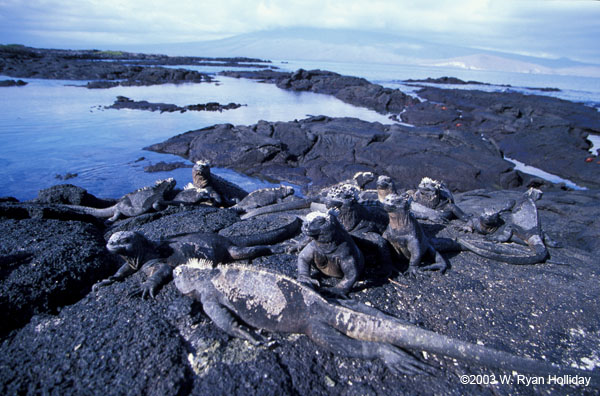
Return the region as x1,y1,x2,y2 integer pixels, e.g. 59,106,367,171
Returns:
0,0,598,63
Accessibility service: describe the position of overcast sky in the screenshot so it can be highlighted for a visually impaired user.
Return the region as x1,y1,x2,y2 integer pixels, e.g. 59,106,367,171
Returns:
1,0,599,64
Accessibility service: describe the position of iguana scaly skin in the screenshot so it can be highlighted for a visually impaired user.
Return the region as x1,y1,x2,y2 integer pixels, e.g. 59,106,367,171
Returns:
174,260,600,381
382,193,448,276
297,212,364,297
233,185,295,213
92,223,297,298
65,178,177,222
458,188,556,265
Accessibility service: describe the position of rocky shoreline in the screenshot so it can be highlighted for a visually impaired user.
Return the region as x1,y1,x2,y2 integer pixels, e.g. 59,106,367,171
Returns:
1,47,600,395
107,96,245,113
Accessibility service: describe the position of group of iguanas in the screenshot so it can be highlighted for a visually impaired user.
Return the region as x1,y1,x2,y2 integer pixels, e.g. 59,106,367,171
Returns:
63,162,596,384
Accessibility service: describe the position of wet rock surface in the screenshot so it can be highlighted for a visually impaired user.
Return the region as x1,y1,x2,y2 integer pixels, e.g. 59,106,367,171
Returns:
220,70,600,191
147,116,540,194
0,79,27,87
107,96,244,113
1,184,599,395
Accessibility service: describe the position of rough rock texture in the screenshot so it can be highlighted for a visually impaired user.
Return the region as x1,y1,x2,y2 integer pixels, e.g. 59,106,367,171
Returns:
222,68,419,114
0,79,27,87
1,186,599,395
0,45,212,87
409,87,600,189
221,70,600,191
0,214,117,336
35,184,115,207
147,116,533,194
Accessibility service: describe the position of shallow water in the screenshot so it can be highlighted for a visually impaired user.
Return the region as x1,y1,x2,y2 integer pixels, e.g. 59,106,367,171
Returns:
1,60,599,201
0,75,391,200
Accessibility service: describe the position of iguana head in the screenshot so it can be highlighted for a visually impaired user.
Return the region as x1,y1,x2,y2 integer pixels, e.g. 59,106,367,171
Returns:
192,160,212,188
173,258,216,296
155,178,176,192
325,185,358,210
376,175,396,202
352,171,375,189
382,193,412,213
302,212,341,243
524,187,543,201
416,177,442,204
106,231,154,268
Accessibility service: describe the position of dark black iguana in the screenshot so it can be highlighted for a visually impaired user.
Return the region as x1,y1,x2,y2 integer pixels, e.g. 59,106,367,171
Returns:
183,160,248,207
409,177,470,223
232,185,295,214
458,188,558,265
64,178,177,222
297,211,364,297
382,193,450,276
92,219,299,298
173,260,600,381
324,185,394,276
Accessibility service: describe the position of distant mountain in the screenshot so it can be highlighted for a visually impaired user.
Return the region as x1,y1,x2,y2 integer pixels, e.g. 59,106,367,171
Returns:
130,28,600,77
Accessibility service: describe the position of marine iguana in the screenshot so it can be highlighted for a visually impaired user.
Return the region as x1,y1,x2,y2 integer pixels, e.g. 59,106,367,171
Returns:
297,211,364,297
189,160,248,207
232,185,295,214
241,172,376,219
382,193,449,276
458,188,558,265
324,186,394,276
64,178,178,222
410,177,469,223
173,260,600,381
92,221,298,298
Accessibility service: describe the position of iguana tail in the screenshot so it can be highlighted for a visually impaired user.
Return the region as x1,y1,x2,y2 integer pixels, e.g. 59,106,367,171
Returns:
457,235,548,265
229,217,301,247
240,199,312,219
63,204,117,218
330,307,598,380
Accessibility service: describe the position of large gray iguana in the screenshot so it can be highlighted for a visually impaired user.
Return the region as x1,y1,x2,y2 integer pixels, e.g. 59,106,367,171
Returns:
458,188,559,265
173,259,600,381
93,219,299,298
64,178,178,222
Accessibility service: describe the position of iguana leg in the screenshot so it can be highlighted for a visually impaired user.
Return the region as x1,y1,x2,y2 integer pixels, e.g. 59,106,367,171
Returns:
228,245,272,260
418,246,448,273
326,254,362,297
201,296,263,345
543,232,562,248
307,321,433,376
93,262,136,291
107,210,121,223
448,203,470,222
129,261,172,299
487,225,513,243
406,238,423,276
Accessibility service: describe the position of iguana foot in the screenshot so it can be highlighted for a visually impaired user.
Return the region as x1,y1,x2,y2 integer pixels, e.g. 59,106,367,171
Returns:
297,275,320,289
128,280,160,299
419,262,447,273
92,277,116,292
377,344,436,376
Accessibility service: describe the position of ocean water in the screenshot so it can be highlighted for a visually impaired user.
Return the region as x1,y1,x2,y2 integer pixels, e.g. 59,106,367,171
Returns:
1,61,599,200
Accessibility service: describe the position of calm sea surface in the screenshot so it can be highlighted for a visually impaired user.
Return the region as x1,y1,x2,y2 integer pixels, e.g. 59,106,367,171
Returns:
1,61,599,200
